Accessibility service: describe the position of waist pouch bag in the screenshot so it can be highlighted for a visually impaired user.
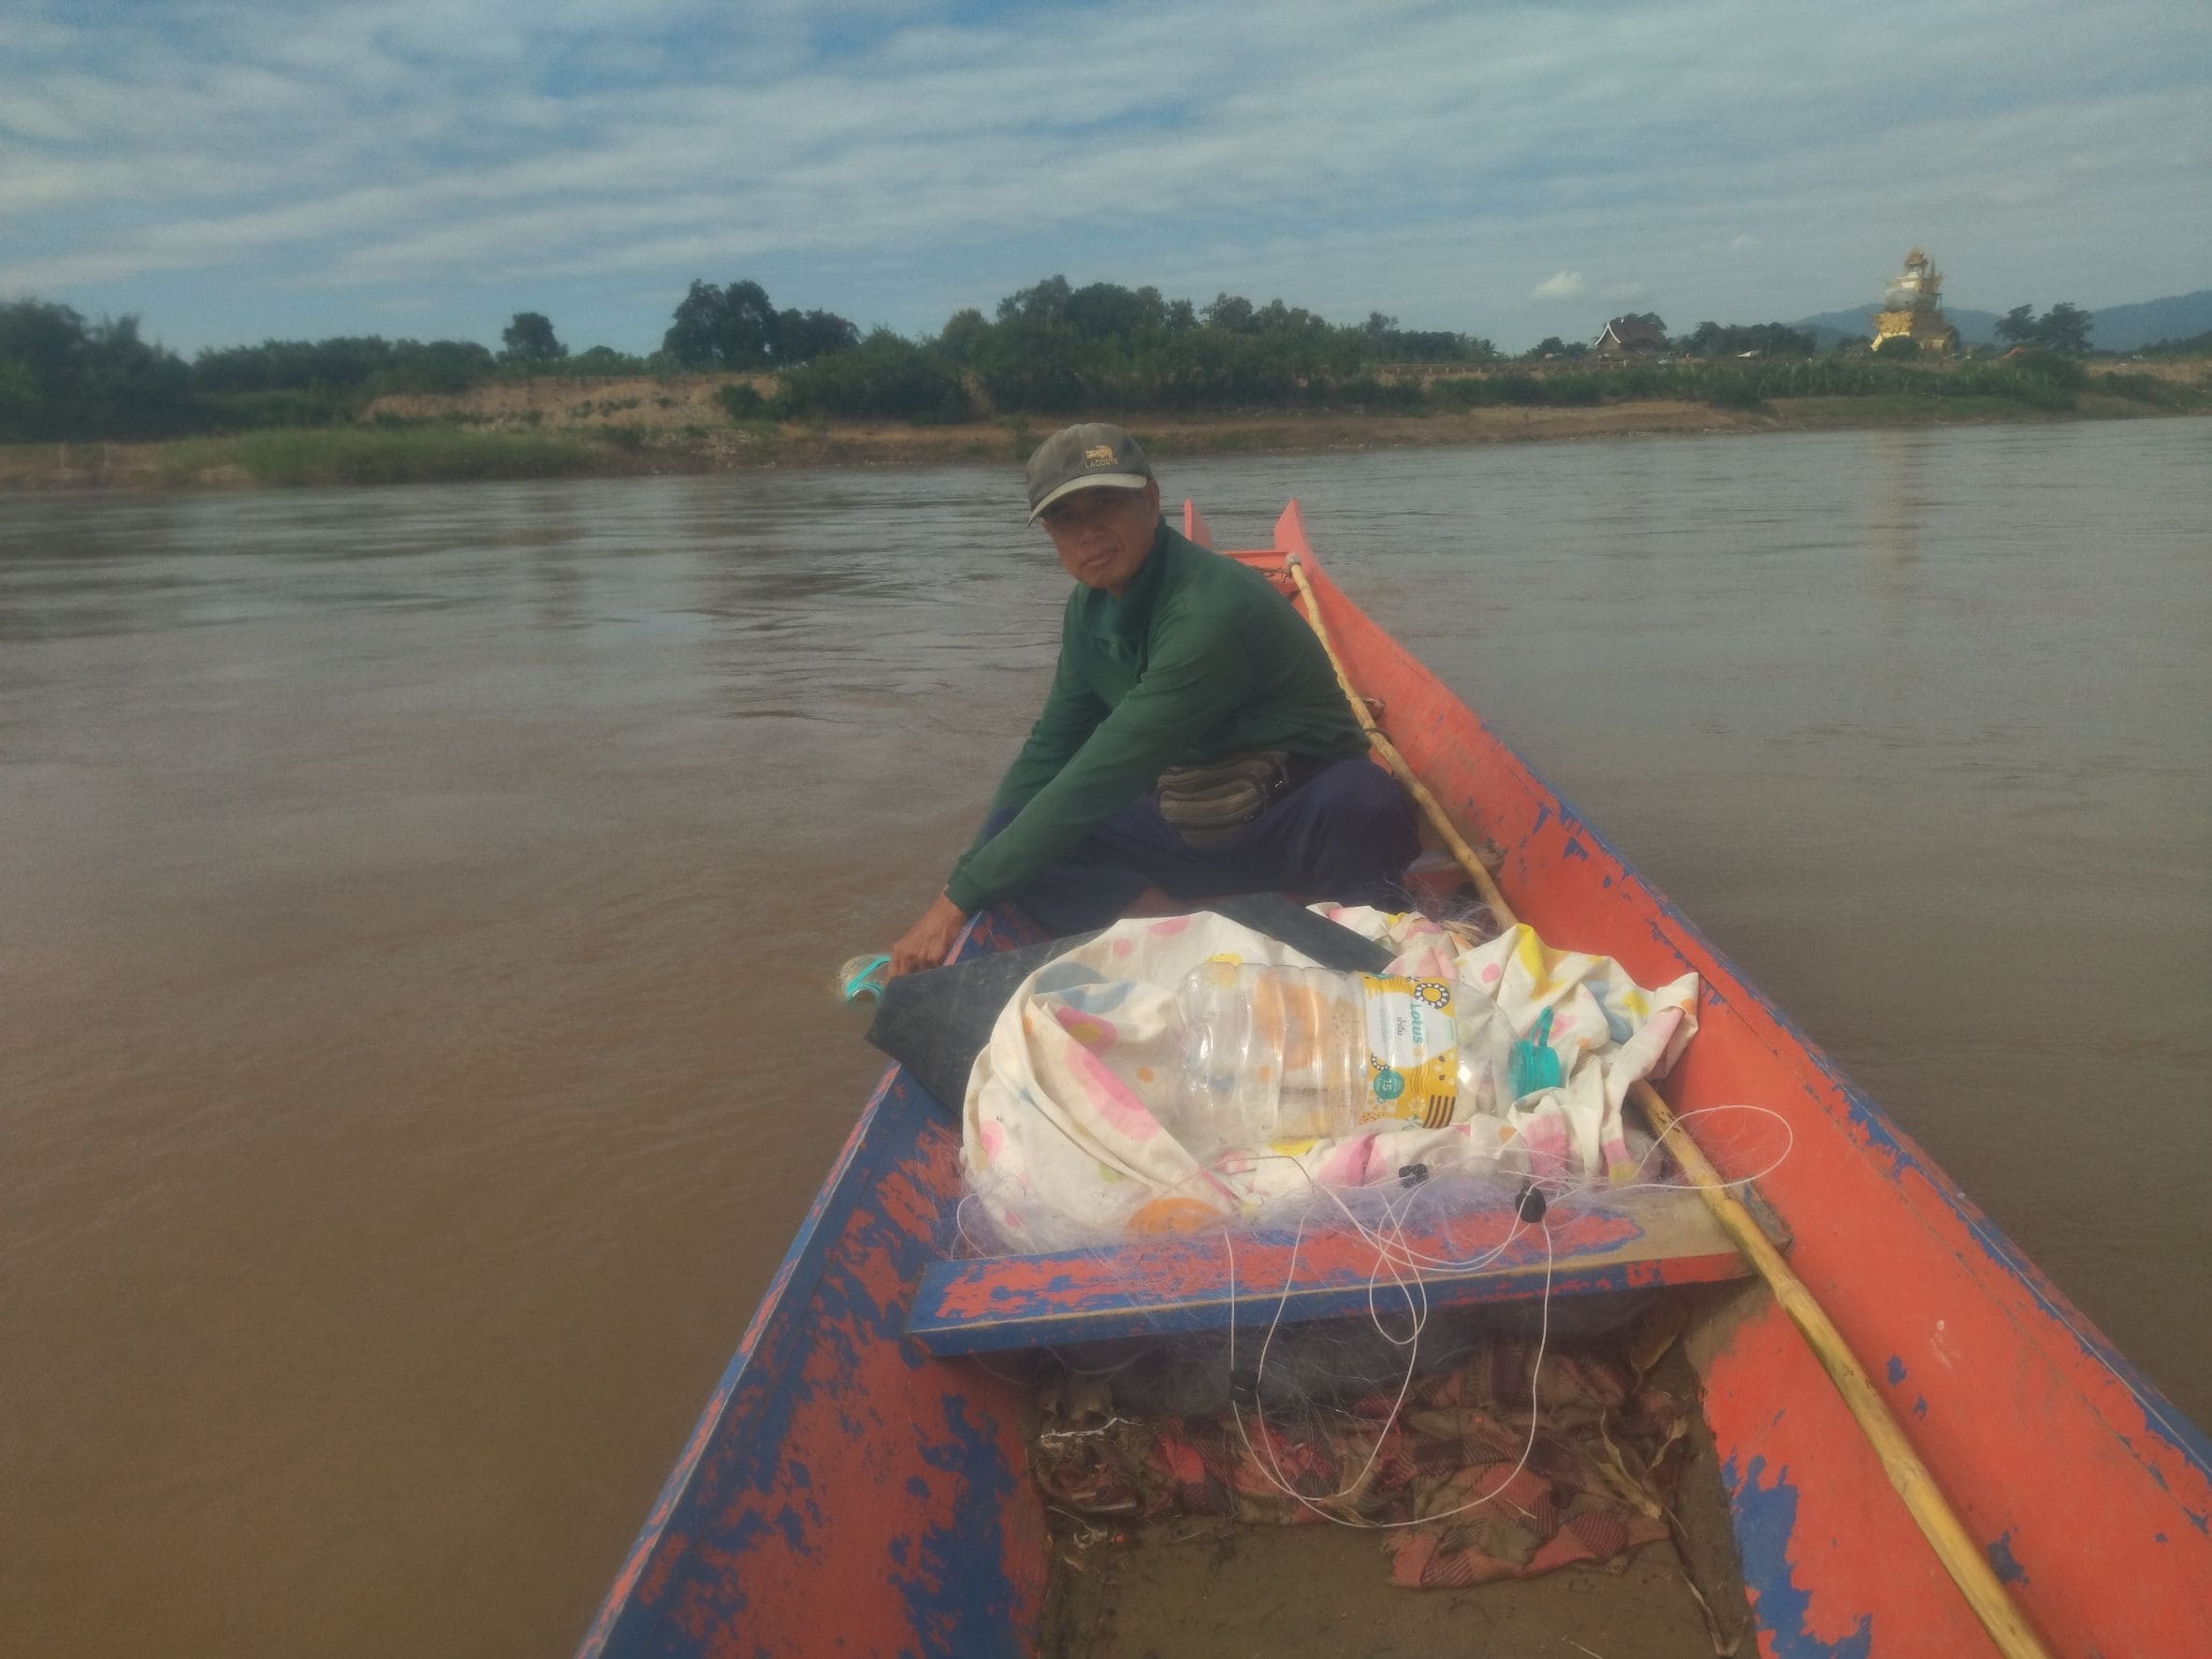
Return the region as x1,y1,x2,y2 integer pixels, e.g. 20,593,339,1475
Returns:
1155,749,1295,848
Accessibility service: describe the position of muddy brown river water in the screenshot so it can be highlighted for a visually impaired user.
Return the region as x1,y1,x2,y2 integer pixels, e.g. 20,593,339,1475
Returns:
3,418,2207,1657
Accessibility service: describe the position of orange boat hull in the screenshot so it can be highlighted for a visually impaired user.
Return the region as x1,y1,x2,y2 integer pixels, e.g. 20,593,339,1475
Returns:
577,502,2212,1659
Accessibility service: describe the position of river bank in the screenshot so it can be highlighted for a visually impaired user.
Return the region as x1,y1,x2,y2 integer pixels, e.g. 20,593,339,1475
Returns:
2,369,2203,491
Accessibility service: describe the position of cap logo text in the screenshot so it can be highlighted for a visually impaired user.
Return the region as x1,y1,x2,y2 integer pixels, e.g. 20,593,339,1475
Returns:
1083,445,1115,467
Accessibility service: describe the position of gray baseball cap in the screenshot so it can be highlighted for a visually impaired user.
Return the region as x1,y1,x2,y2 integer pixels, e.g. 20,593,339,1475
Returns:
1024,423,1154,523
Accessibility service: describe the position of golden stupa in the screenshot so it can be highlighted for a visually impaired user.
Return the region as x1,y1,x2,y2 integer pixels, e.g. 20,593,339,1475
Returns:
1870,250,1959,353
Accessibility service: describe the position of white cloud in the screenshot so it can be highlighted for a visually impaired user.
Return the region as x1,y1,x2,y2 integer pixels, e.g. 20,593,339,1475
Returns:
1,0,2206,352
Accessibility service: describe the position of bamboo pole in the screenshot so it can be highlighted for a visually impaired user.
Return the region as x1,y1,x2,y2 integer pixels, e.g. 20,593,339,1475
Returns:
1282,550,2052,1659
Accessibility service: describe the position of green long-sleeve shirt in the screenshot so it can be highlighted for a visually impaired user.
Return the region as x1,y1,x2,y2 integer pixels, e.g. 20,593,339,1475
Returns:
944,520,1366,912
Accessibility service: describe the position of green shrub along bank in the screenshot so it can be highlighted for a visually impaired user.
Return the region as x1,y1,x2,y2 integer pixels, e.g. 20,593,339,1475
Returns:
770,330,973,424
929,278,1495,419
153,427,600,487
0,306,197,441
1427,353,2100,415
2088,371,2192,407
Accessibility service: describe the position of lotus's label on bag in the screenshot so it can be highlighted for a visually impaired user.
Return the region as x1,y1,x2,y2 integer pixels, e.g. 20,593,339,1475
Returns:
1360,974,1460,1128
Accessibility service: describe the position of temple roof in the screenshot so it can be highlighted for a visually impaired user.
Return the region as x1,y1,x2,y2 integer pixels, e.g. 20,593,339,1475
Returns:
1596,315,1666,350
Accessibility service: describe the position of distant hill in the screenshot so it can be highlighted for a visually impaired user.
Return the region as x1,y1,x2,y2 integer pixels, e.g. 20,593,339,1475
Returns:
2088,291,2212,352
1795,320,1869,352
1794,291,2212,353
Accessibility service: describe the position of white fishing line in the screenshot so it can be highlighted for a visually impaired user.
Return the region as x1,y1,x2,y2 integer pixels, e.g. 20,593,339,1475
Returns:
1224,1215,1558,1531
1191,1105,1795,1534
975,1099,1796,1541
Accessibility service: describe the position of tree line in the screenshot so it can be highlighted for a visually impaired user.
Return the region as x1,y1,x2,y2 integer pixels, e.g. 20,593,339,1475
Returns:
759,276,1506,424
0,275,2161,444
1994,303,2092,357
0,278,1504,440
0,300,523,442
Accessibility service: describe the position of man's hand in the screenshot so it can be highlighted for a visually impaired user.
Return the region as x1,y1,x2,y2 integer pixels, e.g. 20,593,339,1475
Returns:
889,892,970,977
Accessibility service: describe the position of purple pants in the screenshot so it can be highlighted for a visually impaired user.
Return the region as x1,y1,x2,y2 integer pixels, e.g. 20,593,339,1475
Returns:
979,755,1421,937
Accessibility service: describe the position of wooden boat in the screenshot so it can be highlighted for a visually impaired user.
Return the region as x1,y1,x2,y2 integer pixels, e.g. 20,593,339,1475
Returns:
576,502,2212,1658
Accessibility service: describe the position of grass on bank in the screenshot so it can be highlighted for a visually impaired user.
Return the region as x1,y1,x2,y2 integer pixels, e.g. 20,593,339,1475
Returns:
153,425,603,487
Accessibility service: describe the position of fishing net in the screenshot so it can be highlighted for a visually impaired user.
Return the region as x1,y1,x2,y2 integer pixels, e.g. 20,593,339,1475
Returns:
1027,1317,1689,1590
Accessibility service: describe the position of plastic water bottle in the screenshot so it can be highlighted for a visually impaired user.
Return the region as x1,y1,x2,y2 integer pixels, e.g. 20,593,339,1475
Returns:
1176,962,1493,1154
1177,963,1369,1153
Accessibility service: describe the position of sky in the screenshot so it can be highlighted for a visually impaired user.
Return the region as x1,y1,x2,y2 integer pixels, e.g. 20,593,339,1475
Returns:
4,0,2207,357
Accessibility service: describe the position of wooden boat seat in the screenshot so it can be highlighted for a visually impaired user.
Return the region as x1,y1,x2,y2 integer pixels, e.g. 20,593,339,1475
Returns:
906,1183,1752,1355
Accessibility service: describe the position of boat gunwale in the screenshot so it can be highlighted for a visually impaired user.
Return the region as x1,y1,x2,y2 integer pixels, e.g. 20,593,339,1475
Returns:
1238,515,2212,1482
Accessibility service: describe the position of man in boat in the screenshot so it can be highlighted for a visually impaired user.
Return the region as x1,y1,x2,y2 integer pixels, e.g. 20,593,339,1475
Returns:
888,422,1420,974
